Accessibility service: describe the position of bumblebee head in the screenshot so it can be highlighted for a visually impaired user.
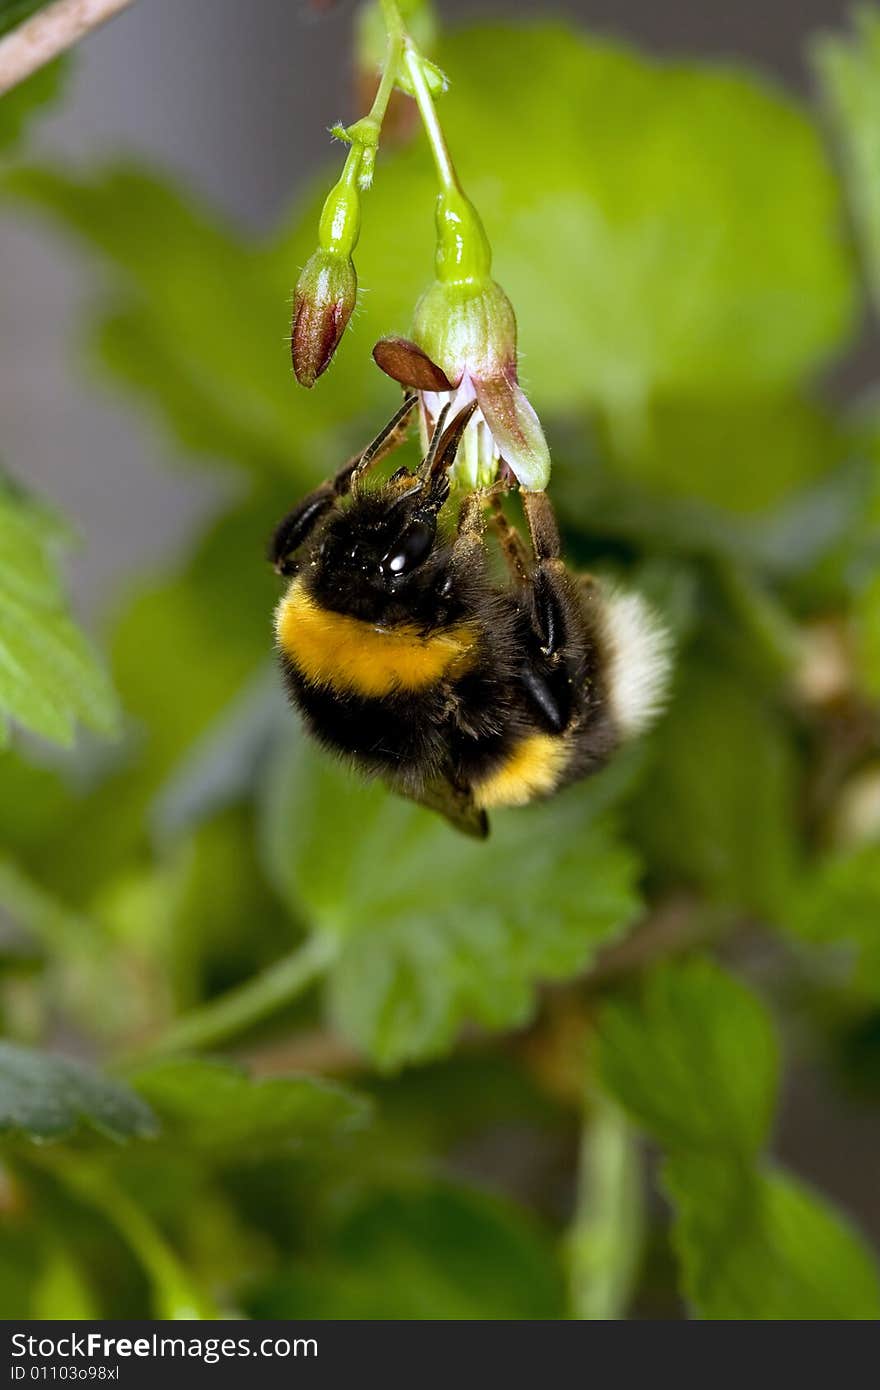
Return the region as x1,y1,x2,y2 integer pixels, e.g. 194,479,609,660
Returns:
305,400,478,624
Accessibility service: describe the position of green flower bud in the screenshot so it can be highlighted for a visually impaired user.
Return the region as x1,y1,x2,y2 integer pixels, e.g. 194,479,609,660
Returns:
413,277,516,385
432,186,492,286
291,249,357,388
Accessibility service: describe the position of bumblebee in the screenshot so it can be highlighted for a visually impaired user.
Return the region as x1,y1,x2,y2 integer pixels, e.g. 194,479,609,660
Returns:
270,395,670,838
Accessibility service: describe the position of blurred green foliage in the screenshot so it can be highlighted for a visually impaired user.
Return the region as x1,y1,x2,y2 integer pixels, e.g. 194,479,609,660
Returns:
1,8,880,1321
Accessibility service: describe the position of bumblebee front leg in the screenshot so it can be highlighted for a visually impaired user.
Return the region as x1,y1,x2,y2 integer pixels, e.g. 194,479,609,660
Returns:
269,394,417,576
269,458,358,577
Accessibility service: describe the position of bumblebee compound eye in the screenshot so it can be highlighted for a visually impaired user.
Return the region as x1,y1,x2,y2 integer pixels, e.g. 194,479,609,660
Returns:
381,519,436,577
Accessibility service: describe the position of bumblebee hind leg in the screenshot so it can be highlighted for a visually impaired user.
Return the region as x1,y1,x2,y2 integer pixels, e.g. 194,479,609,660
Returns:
523,493,671,741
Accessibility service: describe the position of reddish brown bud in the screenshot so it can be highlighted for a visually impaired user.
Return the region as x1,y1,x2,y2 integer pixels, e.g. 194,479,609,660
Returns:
291,250,357,388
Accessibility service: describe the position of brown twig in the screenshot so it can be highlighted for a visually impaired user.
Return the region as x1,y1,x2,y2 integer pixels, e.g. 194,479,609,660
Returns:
0,0,136,97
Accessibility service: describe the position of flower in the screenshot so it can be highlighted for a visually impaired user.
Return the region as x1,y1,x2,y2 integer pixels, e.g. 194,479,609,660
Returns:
372,187,551,491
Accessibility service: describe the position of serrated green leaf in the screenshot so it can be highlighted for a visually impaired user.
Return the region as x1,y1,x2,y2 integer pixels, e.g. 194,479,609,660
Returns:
664,1154,880,1320
128,1057,369,1162
0,481,119,745
598,958,779,1157
261,735,641,1069
0,1042,157,1144
249,1182,564,1320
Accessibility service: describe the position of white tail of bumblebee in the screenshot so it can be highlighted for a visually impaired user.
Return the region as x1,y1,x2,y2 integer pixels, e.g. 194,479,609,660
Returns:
600,589,672,738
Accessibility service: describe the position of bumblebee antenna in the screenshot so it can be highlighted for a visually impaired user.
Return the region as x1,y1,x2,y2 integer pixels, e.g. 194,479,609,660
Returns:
422,399,479,481
351,393,418,484
417,402,452,482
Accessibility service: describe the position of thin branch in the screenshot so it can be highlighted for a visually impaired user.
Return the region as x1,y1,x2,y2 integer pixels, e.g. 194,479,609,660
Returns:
132,933,338,1061
0,0,136,97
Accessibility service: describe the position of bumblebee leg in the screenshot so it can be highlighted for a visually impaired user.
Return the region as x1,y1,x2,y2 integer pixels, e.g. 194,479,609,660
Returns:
488,495,530,584
436,492,486,601
452,491,486,560
269,460,357,576
522,489,562,562
270,395,417,575
519,492,569,657
352,393,418,485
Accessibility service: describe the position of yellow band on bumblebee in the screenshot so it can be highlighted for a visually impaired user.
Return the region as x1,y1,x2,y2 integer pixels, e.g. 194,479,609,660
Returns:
275,578,477,697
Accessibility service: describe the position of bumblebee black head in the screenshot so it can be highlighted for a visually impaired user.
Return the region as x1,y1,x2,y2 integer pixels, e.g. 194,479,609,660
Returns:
291,399,478,625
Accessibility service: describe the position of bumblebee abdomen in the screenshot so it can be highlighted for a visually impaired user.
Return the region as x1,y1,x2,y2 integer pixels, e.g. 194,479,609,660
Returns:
470,731,573,809
284,669,450,783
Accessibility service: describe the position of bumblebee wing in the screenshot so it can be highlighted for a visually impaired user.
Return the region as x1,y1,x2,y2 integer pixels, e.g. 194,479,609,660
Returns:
402,776,489,840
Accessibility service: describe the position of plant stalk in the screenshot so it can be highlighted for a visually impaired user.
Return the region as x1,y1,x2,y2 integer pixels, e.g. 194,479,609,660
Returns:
0,0,136,97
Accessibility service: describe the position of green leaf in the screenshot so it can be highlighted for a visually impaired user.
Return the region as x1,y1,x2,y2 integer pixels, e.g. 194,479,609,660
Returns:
629,656,798,916
814,6,880,310
129,1057,369,1162
0,1041,157,1144
261,735,641,1069
665,1154,880,1320
0,479,119,745
249,1183,565,1320
594,393,848,515
17,493,285,908
597,958,779,1157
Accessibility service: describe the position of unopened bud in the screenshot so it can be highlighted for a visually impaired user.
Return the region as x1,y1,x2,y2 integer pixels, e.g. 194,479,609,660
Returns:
291,250,357,388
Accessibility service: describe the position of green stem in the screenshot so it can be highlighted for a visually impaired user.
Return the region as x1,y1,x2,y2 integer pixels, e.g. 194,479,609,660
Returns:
139,933,337,1059
566,1096,644,1320
27,1153,219,1320
379,0,460,192
402,40,459,191
379,0,406,43
367,29,403,130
